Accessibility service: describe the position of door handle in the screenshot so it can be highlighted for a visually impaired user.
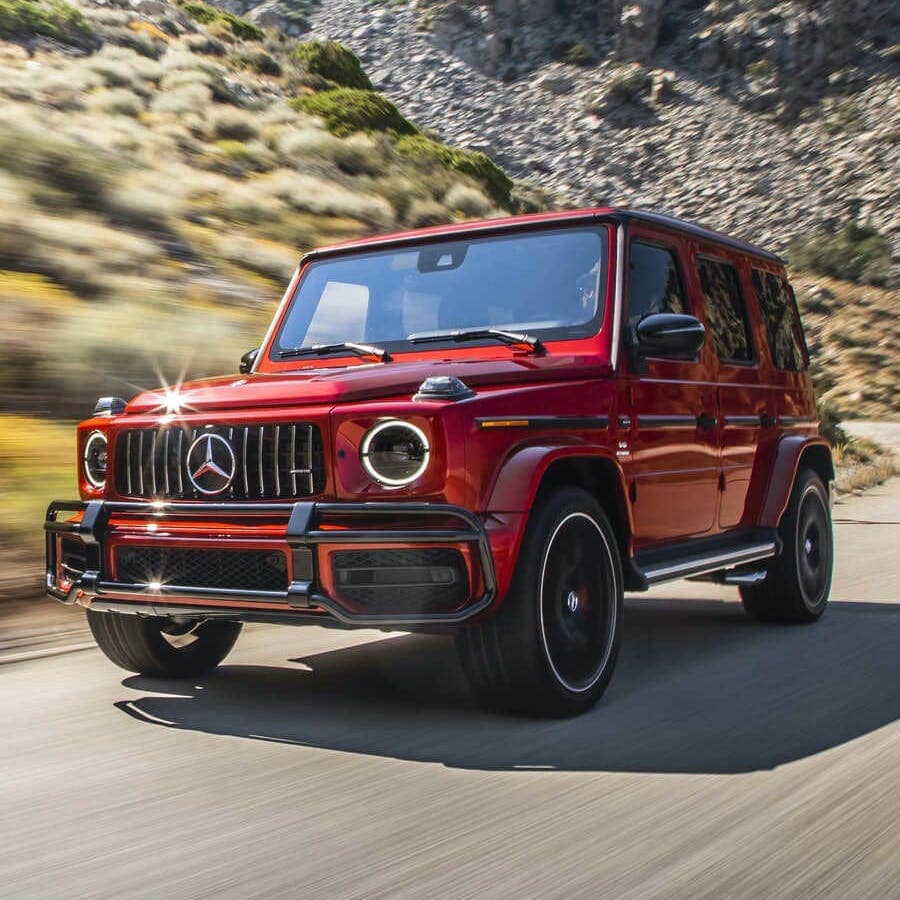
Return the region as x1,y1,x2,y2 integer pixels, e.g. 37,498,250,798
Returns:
697,413,717,430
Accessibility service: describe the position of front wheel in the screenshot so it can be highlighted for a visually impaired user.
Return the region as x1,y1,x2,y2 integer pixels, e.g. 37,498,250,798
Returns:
457,487,623,717
741,468,833,623
87,610,242,677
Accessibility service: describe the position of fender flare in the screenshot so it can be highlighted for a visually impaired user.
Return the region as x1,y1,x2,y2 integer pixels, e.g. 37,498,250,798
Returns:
486,443,633,552
759,434,834,528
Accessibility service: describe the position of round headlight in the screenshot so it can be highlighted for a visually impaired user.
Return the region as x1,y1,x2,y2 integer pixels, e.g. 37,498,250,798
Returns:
360,420,430,486
83,431,108,489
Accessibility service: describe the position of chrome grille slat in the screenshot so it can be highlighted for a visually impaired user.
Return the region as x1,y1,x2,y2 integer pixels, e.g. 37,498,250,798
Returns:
274,425,281,498
177,429,184,496
116,422,323,501
163,428,171,495
150,431,157,496
138,431,144,496
126,432,133,495
290,425,297,496
242,427,249,496
306,424,314,495
228,427,235,499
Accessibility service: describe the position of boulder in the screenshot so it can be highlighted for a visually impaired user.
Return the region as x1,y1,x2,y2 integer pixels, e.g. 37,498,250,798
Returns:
617,0,666,63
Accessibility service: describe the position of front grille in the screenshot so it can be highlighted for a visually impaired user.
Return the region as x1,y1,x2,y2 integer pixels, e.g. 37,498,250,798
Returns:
332,549,469,615
115,423,325,500
116,547,289,592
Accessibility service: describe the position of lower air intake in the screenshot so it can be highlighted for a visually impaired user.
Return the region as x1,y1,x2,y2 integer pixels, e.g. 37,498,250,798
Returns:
332,548,469,615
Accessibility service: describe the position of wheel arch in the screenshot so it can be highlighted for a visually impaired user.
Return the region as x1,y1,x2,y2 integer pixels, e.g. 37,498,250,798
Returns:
760,435,834,529
485,445,634,584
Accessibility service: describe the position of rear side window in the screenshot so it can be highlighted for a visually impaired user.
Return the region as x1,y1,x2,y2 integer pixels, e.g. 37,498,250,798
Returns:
753,269,805,371
628,242,686,327
696,257,754,363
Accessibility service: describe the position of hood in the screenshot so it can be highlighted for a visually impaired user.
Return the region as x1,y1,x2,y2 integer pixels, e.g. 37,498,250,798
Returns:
125,355,612,415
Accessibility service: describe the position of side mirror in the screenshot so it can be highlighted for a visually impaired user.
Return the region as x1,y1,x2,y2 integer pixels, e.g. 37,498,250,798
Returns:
240,348,259,374
633,313,705,362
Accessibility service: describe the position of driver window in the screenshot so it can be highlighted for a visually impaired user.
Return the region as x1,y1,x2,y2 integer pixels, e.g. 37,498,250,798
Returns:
628,241,686,328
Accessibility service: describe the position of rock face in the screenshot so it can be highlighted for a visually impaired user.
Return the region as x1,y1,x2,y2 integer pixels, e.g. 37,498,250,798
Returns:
616,0,666,63
258,0,899,262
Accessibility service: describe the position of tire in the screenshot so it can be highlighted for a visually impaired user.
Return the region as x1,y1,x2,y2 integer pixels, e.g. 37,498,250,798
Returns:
740,468,833,623
456,487,623,717
87,610,241,677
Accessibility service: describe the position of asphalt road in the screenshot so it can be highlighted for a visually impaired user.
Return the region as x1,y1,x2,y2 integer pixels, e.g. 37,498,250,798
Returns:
2,481,898,899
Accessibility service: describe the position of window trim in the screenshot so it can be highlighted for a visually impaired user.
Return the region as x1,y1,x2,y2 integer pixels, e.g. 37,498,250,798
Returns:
695,253,757,368
751,266,807,373
625,237,700,366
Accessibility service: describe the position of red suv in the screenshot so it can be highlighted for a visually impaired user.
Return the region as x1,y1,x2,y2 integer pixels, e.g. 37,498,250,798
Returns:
45,208,833,716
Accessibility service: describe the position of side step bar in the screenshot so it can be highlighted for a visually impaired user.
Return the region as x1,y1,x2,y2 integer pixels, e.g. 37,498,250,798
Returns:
631,530,780,588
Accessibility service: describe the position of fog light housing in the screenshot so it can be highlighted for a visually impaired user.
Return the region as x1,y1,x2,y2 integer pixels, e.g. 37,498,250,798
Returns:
82,431,108,489
360,420,430,486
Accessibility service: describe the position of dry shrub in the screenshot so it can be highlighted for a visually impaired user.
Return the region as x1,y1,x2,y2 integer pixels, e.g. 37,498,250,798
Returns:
443,183,492,218
406,198,452,228
261,169,395,229
89,88,144,117
218,233,297,281
150,80,213,114
210,105,260,141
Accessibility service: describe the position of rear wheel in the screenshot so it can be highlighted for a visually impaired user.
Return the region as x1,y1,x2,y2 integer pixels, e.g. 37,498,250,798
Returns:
457,487,623,717
741,468,833,623
87,610,241,677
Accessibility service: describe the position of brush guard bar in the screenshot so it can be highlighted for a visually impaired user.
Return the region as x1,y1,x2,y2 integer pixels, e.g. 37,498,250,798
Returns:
44,499,497,627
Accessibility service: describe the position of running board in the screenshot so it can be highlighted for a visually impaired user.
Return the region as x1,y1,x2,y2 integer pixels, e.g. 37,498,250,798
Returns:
631,530,780,588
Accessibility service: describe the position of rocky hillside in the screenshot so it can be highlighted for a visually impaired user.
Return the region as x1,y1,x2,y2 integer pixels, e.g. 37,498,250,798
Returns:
299,0,899,265
0,0,896,425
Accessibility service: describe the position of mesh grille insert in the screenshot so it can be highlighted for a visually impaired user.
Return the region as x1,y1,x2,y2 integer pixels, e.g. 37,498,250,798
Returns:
116,547,289,593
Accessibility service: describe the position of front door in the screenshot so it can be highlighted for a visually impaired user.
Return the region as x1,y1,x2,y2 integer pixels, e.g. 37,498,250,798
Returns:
622,231,720,548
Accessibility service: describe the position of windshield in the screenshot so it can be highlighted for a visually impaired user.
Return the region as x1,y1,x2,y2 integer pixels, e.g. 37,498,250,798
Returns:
272,226,609,357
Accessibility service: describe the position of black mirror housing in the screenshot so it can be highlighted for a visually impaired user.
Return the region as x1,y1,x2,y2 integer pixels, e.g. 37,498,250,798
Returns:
240,348,260,374
634,313,706,362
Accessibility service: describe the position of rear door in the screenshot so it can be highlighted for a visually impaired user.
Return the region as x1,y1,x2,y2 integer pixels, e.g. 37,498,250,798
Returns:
623,229,720,547
691,250,766,530
752,266,817,433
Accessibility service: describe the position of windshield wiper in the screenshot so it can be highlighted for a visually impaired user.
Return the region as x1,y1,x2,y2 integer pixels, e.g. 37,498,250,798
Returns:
408,328,545,354
278,342,392,362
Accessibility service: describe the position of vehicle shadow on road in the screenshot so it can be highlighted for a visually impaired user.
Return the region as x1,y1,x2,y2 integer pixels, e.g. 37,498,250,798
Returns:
117,598,900,774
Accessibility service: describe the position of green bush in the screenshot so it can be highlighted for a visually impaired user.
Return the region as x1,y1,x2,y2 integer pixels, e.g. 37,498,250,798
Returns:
395,135,513,206
178,0,264,41
293,40,372,89
561,41,594,66
236,47,282,76
292,88,417,138
0,0,95,47
789,223,894,287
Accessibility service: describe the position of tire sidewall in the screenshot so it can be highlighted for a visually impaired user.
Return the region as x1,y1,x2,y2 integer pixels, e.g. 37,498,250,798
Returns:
511,488,624,713
790,473,833,615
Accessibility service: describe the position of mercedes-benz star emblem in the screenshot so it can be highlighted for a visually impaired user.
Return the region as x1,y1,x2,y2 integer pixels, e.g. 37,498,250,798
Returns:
186,432,236,495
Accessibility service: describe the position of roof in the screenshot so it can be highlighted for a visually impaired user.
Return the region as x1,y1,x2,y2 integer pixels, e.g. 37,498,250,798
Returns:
301,206,784,266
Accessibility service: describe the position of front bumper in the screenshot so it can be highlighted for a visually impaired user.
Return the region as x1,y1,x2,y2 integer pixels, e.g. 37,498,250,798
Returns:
44,499,497,628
